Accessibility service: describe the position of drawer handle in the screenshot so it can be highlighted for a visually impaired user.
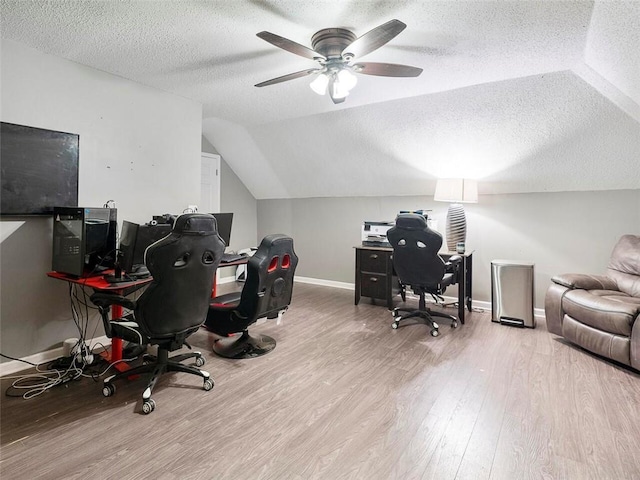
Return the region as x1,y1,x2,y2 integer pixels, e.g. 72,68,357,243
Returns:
370,277,378,282
370,254,378,259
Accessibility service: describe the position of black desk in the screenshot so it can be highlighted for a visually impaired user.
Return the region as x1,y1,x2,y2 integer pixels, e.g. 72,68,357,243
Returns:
354,246,474,324
213,257,248,297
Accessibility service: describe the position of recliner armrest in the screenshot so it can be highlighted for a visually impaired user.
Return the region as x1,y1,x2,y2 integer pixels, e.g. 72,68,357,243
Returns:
551,273,618,291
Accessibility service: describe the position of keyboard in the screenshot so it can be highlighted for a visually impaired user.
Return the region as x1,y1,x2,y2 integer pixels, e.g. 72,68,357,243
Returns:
221,253,246,263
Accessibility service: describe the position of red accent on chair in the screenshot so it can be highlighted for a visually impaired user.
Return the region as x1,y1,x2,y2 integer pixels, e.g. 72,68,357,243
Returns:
268,256,278,272
282,254,290,269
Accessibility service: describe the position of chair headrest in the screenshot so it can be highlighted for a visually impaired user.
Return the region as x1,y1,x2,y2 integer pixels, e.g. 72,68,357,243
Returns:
395,213,428,230
172,213,218,235
259,233,294,250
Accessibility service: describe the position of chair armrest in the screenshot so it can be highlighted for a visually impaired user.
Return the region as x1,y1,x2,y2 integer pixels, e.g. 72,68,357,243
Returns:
442,255,463,285
89,292,136,339
90,292,136,311
445,255,463,266
551,273,618,291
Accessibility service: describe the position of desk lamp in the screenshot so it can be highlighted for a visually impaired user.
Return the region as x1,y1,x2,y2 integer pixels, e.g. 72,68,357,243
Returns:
434,178,478,251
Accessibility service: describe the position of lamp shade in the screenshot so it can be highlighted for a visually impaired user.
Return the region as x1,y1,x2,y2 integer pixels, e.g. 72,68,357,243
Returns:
434,178,478,204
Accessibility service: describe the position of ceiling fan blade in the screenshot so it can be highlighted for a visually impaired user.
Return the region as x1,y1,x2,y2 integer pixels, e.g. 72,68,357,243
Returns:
255,68,320,87
256,31,325,60
342,19,406,59
353,62,423,77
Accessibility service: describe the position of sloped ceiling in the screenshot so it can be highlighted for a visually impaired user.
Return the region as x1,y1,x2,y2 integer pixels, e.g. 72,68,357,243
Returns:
1,1,639,199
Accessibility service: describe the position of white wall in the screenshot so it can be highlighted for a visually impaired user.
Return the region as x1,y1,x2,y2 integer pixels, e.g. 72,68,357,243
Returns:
257,190,640,309
0,40,202,361
202,136,258,279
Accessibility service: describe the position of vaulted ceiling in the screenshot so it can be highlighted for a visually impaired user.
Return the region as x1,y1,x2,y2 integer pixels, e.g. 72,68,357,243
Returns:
1,1,639,199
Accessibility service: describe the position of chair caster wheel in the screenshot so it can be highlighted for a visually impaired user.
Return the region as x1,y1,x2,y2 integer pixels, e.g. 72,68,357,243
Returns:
392,308,399,317
432,322,439,330
102,384,115,397
391,322,399,330
430,329,439,337
203,378,214,391
451,321,458,328
142,398,156,414
195,355,205,367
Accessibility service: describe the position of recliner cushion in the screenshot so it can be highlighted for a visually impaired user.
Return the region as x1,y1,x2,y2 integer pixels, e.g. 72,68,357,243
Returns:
562,315,631,366
606,235,640,297
562,289,640,336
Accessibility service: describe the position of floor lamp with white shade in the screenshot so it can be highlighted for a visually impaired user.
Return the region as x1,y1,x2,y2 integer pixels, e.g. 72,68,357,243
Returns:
434,178,478,251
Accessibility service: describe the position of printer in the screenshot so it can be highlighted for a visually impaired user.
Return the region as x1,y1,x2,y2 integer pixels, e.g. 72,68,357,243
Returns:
361,221,394,247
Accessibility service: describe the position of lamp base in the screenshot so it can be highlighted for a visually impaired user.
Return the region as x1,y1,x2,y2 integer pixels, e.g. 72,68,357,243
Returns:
445,203,466,251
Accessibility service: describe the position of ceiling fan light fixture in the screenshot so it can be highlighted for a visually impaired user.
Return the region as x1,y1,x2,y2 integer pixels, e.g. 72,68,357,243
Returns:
330,69,357,99
337,69,357,91
310,73,329,95
331,75,350,99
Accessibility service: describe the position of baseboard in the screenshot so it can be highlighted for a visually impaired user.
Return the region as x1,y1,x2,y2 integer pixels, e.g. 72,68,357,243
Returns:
217,275,238,285
294,276,545,318
295,276,355,290
0,335,111,377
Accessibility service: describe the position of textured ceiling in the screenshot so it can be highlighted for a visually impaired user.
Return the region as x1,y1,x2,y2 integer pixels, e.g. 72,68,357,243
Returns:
1,0,639,199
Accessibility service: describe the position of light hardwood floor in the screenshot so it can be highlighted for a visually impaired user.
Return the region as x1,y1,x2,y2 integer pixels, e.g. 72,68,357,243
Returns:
1,283,639,479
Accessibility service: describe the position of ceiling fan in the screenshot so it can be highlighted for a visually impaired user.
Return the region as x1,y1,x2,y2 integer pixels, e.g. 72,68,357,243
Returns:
255,19,423,104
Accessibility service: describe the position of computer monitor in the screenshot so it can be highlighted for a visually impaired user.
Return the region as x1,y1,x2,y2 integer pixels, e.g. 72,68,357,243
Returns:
52,207,117,277
210,213,233,247
119,221,172,274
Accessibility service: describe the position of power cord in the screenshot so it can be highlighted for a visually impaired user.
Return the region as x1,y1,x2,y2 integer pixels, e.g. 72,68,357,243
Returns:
3,247,147,398
2,351,141,398
2,357,84,399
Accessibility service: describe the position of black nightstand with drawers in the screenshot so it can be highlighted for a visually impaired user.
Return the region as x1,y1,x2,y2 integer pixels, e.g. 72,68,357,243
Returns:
354,246,402,310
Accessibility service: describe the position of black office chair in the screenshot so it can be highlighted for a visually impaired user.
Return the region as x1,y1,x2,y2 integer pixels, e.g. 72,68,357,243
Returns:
204,234,298,359
387,213,462,337
91,213,225,414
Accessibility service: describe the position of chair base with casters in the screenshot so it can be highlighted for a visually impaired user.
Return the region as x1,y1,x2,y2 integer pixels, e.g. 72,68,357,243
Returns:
391,288,459,337
213,331,276,359
101,343,213,414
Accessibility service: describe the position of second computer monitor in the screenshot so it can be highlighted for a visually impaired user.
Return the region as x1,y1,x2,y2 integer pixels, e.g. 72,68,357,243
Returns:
210,213,233,247
119,221,172,273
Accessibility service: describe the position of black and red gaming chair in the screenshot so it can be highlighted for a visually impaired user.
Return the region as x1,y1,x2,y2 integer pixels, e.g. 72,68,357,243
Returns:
204,234,298,358
91,213,225,414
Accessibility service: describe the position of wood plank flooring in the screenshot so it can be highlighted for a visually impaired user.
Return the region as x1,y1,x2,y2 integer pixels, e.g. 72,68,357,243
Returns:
1,283,639,479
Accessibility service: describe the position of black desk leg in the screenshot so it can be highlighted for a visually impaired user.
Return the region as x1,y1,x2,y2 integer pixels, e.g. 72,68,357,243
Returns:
458,263,466,324
466,255,473,312
354,251,361,305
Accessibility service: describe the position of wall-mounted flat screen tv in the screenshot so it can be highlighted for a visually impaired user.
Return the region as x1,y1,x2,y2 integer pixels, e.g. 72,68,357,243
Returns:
1,122,79,216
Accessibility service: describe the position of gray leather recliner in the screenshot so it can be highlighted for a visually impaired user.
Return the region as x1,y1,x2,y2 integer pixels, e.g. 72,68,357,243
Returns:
545,235,640,371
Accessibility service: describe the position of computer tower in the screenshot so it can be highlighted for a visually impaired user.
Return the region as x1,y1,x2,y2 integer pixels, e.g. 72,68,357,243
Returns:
52,207,117,277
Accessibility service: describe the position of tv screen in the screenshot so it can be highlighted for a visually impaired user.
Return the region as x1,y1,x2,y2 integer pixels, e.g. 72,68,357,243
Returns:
1,122,79,215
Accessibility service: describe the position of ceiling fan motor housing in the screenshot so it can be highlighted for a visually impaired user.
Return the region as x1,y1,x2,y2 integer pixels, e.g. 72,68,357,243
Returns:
311,28,357,59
